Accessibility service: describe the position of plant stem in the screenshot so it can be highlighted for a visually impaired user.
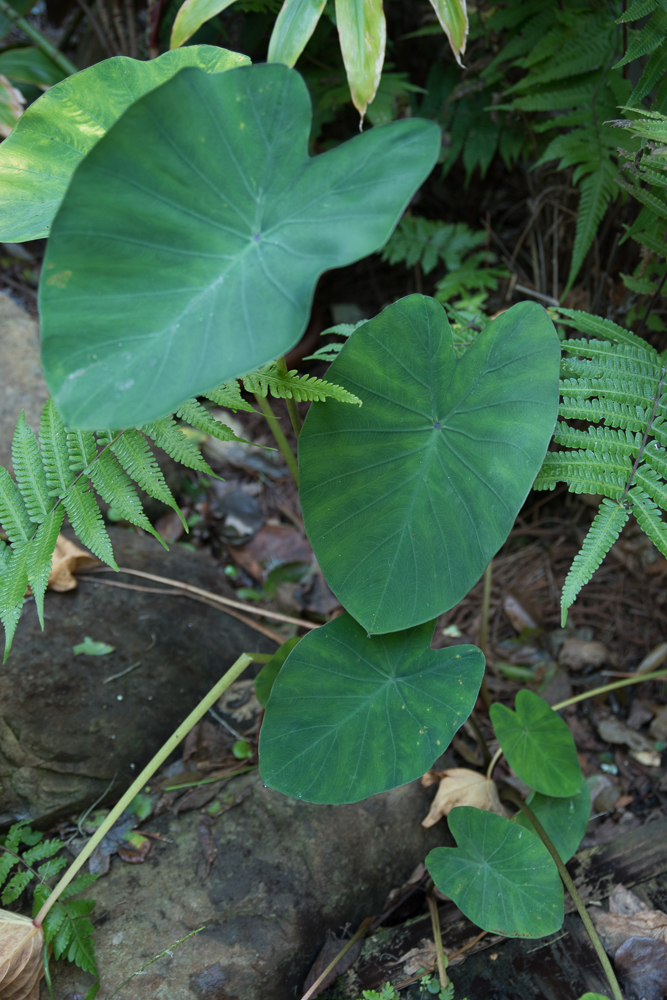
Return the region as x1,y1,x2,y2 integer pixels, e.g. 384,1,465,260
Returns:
254,392,299,485
551,667,667,711
34,653,253,927
501,788,624,1000
467,712,492,767
276,356,303,439
426,891,449,989
478,560,493,709
0,0,78,75
300,917,373,1000
486,745,503,780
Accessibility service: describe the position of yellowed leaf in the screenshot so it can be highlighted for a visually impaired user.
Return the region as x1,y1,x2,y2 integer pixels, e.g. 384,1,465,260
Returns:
0,910,44,1000
0,74,25,139
421,767,507,827
427,0,468,67
336,0,386,119
47,534,99,592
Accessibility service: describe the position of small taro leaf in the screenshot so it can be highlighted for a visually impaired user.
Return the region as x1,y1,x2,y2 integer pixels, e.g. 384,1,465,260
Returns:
259,613,484,804
426,806,564,938
515,773,591,862
40,64,440,430
490,690,581,797
0,47,67,88
254,635,301,708
72,636,115,656
0,45,249,242
298,296,560,634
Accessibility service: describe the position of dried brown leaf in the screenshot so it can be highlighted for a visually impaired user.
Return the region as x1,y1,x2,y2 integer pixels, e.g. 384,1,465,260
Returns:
198,815,217,877
47,535,99,592
589,884,667,954
398,938,437,976
0,909,44,1000
597,718,662,767
421,768,508,828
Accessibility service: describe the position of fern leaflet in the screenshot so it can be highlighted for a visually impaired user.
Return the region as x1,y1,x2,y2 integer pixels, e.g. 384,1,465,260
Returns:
242,364,362,406
12,412,50,522
62,481,116,568
560,499,630,626
40,399,75,495
27,507,65,629
143,416,214,474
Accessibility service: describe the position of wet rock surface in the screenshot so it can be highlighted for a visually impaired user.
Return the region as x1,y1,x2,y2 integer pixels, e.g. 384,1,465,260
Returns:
0,291,48,469
0,528,276,827
45,773,447,1000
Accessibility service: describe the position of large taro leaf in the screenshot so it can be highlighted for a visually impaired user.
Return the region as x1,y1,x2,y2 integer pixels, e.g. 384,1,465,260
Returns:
39,64,440,431
258,613,484,804
0,46,248,242
515,774,591,862
298,296,560,634
490,690,581,797
426,806,564,938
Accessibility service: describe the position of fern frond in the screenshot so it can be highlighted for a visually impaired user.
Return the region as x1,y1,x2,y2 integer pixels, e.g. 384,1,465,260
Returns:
554,308,656,352
88,450,166,547
242,364,363,406
40,400,75,496
12,412,50,522
560,499,630,625
176,398,243,443
2,869,33,904
66,429,97,472
60,872,101,899
552,421,643,458
203,381,256,413
628,487,667,557
559,394,650,432
560,375,658,409
27,506,65,629
567,163,619,293
0,543,30,661
533,453,628,498
617,178,667,223
22,837,68,865
62,482,116,568
0,467,32,546
618,0,658,23
634,464,667,511
0,540,10,575
143,416,213,474
615,8,667,67
630,39,667,104
37,856,68,880
51,898,97,974
110,430,181,520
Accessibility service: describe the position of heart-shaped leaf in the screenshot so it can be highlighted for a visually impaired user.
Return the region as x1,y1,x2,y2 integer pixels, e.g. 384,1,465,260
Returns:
0,45,249,242
426,806,564,938
515,773,591,862
259,613,484,804
298,295,559,634
490,690,581,797
40,64,440,430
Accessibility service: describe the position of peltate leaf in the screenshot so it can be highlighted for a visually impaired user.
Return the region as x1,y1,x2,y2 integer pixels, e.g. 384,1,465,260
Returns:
259,613,484,804
426,806,564,938
0,45,249,241
40,64,440,430
490,690,581,797
298,296,560,634
515,773,591,862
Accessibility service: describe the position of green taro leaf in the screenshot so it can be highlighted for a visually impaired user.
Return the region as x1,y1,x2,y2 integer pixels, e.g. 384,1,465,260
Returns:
426,806,564,938
259,613,484,804
490,690,581,797
254,635,302,708
0,45,249,242
515,773,591,862
40,63,440,430
298,296,559,634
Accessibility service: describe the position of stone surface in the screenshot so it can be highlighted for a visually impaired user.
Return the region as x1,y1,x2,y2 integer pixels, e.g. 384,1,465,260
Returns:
0,291,48,468
44,772,447,1000
0,529,276,827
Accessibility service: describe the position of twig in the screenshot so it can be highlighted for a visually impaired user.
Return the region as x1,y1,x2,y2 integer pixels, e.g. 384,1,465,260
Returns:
0,0,78,75
300,918,373,1000
514,284,560,307
478,560,493,709
95,0,120,54
124,0,138,56
75,0,113,54
426,891,449,989
34,652,254,927
107,926,206,998
111,0,128,53
163,765,256,791
254,392,299,484
501,788,624,1000
551,667,667,711
486,746,503,780
103,660,142,684
277,356,303,439
84,566,318,630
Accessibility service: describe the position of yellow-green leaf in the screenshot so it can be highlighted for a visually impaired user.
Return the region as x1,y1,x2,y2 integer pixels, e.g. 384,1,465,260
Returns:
428,0,467,66
170,0,238,49
335,0,386,119
268,0,327,66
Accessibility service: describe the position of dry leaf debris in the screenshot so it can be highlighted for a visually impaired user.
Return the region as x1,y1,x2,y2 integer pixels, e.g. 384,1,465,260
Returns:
589,884,667,953
596,717,662,768
47,535,99,592
0,910,43,1000
421,768,508,827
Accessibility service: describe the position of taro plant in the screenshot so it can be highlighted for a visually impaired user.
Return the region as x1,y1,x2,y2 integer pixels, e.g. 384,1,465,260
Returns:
0,51,638,1000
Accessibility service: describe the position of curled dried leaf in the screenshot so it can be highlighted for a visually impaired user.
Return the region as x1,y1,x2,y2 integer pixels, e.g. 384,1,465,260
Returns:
421,767,508,828
0,909,44,1000
47,534,99,592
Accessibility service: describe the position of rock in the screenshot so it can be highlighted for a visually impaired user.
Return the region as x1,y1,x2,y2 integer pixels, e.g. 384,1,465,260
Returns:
615,936,667,1000
558,638,610,671
0,529,276,828
44,772,447,1000
0,291,48,469
649,704,667,742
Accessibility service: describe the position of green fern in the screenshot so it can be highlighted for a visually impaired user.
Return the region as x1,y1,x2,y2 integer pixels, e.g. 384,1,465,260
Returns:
537,307,667,619
241,363,362,406
381,217,486,276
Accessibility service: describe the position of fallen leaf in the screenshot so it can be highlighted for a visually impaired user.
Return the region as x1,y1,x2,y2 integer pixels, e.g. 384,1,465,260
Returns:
301,928,366,997
627,700,654,731
174,780,226,815
218,679,261,722
614,936,667,1000
559,638,609,671
589,884,667,954
0,74,25,138
47,534,99,592
421,768,508,828
228,523,313,583
398,938,437,976
597,718,662,768
0,909,43,1000
72,636,115,656
649,705,667,742
116,831,151,863
503,591,541,632
636,641,667,675
198,814,217,876
155,509,186,543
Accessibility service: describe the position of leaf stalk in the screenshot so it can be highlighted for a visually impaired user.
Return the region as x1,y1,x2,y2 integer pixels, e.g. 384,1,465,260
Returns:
0,0,78,76
253,392,299,484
